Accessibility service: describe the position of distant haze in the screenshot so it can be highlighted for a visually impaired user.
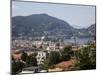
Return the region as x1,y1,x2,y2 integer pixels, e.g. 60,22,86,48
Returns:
12,1,96,28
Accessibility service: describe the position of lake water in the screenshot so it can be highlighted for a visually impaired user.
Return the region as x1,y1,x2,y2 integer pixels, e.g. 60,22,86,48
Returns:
64,37,94,45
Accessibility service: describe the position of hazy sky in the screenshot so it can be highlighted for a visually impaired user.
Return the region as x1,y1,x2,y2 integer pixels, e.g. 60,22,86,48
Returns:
12,1,96,28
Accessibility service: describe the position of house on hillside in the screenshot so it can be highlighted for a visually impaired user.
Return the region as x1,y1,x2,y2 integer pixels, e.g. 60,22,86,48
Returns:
36,51,46,65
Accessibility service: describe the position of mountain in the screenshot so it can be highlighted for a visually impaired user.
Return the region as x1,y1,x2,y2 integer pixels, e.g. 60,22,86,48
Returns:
12,14,96,39
12,14,74,39
87,24,96,36
75,24,96,38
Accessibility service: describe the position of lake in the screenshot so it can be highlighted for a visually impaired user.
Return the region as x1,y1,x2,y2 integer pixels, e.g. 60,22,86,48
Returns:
64,37,94,45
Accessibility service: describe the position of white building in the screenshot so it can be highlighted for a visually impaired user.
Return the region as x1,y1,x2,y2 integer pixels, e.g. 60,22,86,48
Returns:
36,51,46,65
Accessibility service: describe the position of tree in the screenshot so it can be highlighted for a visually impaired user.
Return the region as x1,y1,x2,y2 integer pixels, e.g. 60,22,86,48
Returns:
40,59,50,70
60,45,73,61
26,54,37,67
21,51,28,62
74,44,96,70
41,46,75,69
11,55,15,62
41,51,61,69
12,60,25,75
48,51,61,65
63,45,72,53
60,54,71,61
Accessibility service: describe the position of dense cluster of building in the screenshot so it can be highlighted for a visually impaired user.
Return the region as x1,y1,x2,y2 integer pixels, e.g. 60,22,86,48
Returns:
12,36,96,74
12,36,66,65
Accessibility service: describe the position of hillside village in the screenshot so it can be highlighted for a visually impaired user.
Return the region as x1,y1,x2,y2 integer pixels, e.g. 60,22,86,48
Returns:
11,36,96,75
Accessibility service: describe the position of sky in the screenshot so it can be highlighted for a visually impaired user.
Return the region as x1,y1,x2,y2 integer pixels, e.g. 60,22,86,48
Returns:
12,1,96,28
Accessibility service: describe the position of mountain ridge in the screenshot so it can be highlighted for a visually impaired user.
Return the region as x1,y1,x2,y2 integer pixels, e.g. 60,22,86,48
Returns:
12,14,95,39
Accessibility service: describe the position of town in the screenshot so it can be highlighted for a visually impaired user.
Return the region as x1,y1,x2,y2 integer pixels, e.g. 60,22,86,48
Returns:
11,36,96,75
